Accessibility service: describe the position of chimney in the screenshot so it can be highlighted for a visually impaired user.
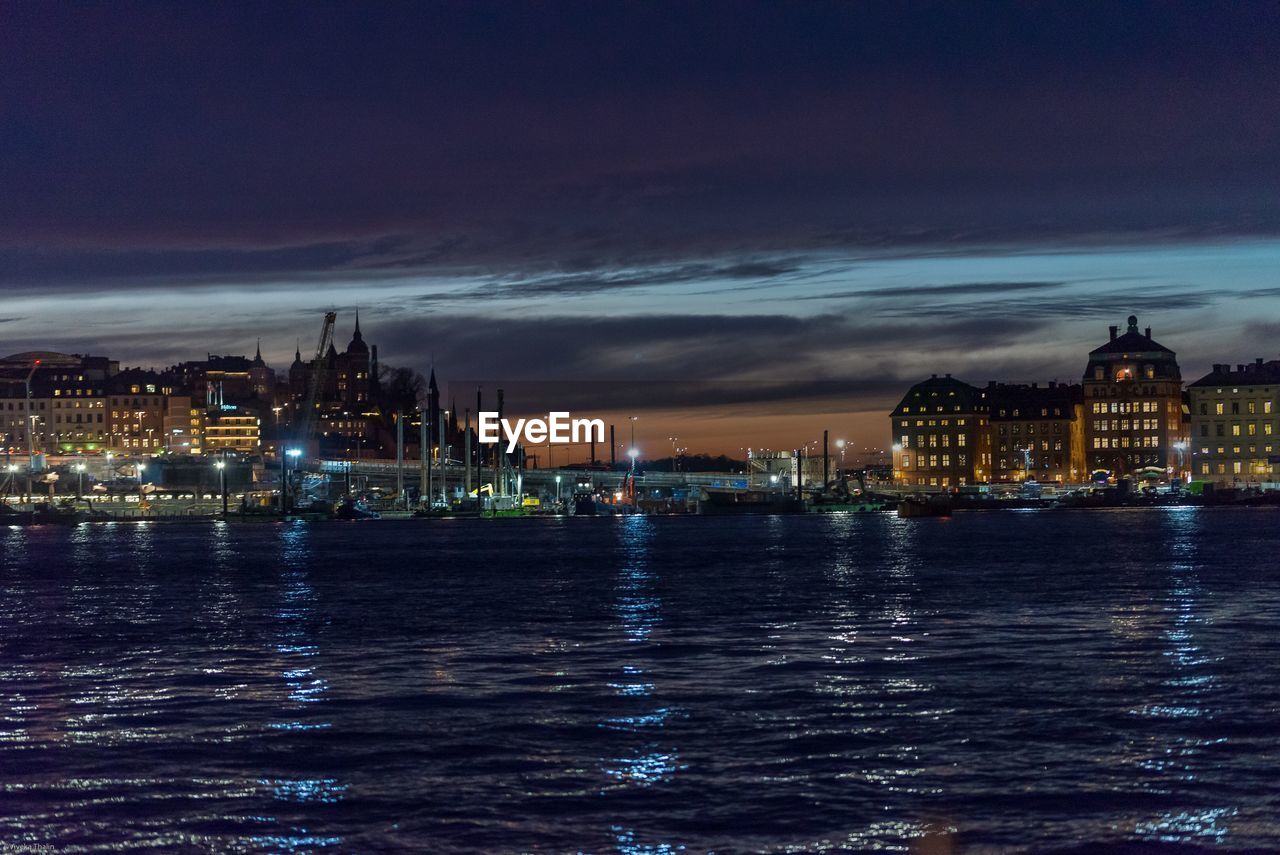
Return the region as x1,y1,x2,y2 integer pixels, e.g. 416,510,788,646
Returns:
1109,326,1118,341
944,373,951,378
931,373,938,379
1144,327,1151,338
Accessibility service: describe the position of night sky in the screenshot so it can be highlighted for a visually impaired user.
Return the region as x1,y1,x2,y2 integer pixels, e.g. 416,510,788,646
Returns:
4,2,1280,455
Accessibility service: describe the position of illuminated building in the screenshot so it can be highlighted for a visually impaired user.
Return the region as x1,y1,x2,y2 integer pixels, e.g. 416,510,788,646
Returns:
987,382,1085,484
890,375,990,488
204,413,262,453
163,395,205,455
1187,359,1280,484
1081,316,1188,478
0,352,115,453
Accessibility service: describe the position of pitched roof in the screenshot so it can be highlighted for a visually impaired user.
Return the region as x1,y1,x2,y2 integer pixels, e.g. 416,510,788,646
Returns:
1089,315,1174,355
1188,359,1280,387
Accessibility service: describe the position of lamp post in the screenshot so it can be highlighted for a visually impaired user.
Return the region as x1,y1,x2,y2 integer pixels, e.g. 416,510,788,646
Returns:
285,447,302,514
629,416,638,467
668,435,678,472
215,457,227,517
836,438,847,474
627,447,639,508
137,462,146,509
75,462,85,500
555,474,561,505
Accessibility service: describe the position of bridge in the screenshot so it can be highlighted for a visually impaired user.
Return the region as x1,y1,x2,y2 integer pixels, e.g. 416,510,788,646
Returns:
311,458,750,494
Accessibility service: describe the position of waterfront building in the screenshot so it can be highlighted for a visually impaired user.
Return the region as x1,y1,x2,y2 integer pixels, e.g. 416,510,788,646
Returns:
1081,315,1188,478
987,381,1085,483
1187,359,1280,484
288,317,379,412
204,412,262,453
0,352,115,454
106,369,168,453
890,374,990,488
163,395,204,455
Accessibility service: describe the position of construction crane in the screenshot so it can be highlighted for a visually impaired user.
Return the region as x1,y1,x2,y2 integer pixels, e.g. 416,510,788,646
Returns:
23,359,41,498
297,312,337,450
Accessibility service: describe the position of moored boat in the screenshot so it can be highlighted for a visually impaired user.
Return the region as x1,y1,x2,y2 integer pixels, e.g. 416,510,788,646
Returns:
897,494,952,518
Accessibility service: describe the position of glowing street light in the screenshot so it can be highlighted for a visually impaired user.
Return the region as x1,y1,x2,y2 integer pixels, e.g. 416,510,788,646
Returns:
215,457,228,516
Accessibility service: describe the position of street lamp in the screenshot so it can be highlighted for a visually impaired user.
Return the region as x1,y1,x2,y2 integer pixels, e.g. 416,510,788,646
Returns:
281,447,302,515
555,474,561,504
629,416,638,466
75,462,85,500
215,457,228,516
835,438,847,472
626,447,640,508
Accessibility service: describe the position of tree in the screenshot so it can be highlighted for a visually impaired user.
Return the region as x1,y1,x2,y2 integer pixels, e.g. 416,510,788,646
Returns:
378,365,426,413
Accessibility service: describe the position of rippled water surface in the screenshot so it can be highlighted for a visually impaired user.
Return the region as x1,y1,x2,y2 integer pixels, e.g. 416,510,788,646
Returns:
2,510,1280,853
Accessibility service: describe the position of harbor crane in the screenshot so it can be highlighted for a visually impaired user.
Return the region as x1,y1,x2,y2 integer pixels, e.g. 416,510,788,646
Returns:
297,312,337,448
281,312,336,513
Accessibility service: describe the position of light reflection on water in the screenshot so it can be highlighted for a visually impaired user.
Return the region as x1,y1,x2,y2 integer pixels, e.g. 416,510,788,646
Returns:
604,516,688,854
0,511,1278,852
264,524,344,851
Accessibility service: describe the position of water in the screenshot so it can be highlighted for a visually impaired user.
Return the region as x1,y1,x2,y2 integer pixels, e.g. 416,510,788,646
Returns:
1,510,1279,853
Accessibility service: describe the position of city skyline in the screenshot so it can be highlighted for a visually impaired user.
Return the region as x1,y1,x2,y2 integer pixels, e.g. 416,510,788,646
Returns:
4,4,1280,454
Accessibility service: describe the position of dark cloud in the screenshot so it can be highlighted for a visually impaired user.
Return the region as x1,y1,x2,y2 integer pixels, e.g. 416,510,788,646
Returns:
791,281,1066,301
871,289,1221,321
2,2,1279,279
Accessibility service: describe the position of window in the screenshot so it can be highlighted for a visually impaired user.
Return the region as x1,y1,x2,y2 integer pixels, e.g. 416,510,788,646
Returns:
1216,402,1225,415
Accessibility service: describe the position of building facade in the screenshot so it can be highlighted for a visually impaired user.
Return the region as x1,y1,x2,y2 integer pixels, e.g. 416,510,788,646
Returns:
204,413,262,454
1187,359,1280,484
891,375,990,488
1081,315,1188,478
987,381,1086,483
